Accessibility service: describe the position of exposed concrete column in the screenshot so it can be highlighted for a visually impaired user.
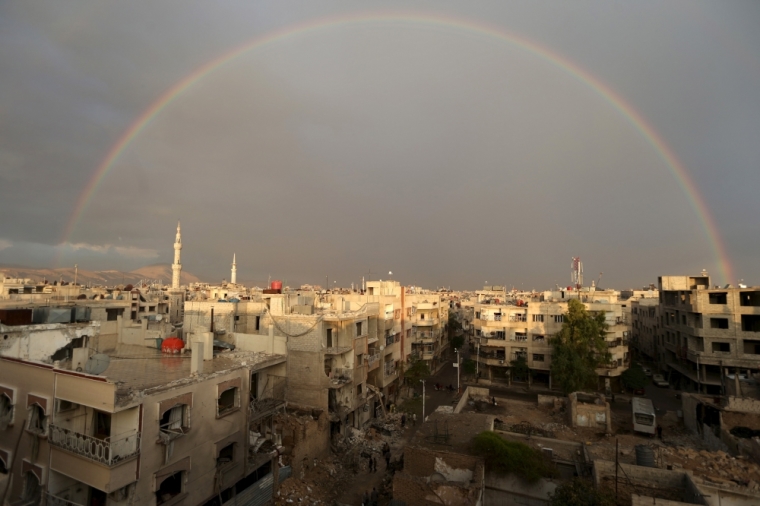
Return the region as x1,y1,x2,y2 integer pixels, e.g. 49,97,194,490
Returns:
549,372,552,390
735,368,741,397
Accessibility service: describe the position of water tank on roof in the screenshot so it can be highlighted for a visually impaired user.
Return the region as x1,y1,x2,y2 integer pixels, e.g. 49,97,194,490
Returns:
161,337,184,354
270,280,283,291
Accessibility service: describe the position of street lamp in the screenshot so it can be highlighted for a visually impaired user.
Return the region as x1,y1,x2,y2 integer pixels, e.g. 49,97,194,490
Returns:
455,348,461,393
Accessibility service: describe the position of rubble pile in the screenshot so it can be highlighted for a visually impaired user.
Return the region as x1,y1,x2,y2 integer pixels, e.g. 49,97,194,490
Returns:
274,456,349,506
663,447,760,491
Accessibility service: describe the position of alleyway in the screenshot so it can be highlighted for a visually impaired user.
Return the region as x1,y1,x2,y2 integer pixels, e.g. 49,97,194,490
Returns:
335,355,461,505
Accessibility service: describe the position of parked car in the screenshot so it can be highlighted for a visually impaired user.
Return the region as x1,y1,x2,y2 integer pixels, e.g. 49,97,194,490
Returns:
642,367,653,377
652,374,669,388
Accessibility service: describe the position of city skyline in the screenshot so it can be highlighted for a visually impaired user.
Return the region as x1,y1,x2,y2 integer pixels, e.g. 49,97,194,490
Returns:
1,1,759,289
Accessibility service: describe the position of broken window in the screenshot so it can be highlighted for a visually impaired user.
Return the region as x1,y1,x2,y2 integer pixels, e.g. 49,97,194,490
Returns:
742,315,760,333
740,291,760,307
217,443,235,468
0,393,12,430
326,328,333,348
26,404,47,436
160,405,187,440
743,340,760,355
712,342,730,353
710,318,729,329
709,293,728,305
156,471,183,505
93,410,111,440
218,388,238,416
356,322,363,336
255,315,260,331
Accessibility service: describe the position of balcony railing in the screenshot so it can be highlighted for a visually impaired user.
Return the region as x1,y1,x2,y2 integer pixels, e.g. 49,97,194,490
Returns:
46,492,85,506
510,334,528,342
384,364,396,377
367,354,380,370
49,425,140,466
509,316,527,323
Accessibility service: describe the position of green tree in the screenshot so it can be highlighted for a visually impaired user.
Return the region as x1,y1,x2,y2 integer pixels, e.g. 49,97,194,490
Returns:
550,299,611,394
510,354,529,382
450,335,465,351
621,364,648,390
549,478,615,506
405,359,431,387
472,431,557,483
462,359,477,375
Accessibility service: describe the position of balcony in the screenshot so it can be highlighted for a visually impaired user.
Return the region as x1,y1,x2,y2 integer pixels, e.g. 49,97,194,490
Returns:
354,364,368,383
46,492,85,506
476,355,507,366
367,354,380,371
510,334,528,342
414,317,439,327
324,346,353,356
329,368,353,388
250,375,286,421
48,425,140,467
509,316,527,323
384,364,397,378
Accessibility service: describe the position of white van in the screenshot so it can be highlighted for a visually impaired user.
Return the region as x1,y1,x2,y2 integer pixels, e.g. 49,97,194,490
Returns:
632,397,656,435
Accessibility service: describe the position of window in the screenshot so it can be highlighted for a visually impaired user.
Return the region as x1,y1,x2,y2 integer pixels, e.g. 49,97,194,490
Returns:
255,316,260,331
326,328,333,348
217,443,235,468
710,318,729,329
26,404,47,435
156,471,183,505
22,470,41,505
742,315,760,333
149,306,156,312
218,388,238,416
533,354,544,362
357,384,363,396
681,315,687,325
712,342,730,353
0,393,13,429
532,314,544,323
160,405,188,440
709,293,728,305
356,322,363,336
553,315,564,323
0,454,7,474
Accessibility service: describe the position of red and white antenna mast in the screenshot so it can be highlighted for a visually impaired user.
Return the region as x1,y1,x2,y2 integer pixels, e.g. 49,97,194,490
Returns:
571,257,583,290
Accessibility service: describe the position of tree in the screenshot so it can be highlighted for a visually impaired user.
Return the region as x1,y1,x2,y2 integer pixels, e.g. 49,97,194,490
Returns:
621,364,648,391
550,299,611,394
462,359,477,376
549,478,615,506
510,354,529,382
472,431,557,483
450,335,465,351
405,359,430,387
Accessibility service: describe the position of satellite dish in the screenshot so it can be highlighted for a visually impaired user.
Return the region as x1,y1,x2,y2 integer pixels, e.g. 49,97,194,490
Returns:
156,314,163,321
84,354,111,375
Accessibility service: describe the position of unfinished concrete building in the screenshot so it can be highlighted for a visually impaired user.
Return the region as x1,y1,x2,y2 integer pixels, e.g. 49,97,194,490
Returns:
659,274,760,395
473,286,632,392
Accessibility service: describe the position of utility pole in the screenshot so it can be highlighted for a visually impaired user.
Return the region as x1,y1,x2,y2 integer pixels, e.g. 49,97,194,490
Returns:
476,340,480,381
420,380,426,422
455,348,461,393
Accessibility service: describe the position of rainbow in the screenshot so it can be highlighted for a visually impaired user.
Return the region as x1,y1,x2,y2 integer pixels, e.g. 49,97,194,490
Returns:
59,11,734,283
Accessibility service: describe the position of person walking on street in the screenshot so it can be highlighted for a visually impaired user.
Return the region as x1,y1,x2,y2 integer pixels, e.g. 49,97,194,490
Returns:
384,450,391,468
367,453,373,472
412,413,417,426
362,491,369,506
371,487,378,506
656,424,663,440
373,456,378,473
401,413,406,427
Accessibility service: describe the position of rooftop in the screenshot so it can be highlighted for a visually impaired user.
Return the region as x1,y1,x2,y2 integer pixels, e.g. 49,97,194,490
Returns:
99,344,285,404
410,412,494,454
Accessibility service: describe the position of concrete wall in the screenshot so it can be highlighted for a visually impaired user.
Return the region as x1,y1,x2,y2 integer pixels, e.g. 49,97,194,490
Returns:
568,393,611,433
485,473,556,506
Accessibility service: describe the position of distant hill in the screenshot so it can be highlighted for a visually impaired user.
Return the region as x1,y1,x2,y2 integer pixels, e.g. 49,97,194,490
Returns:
0,264,201,286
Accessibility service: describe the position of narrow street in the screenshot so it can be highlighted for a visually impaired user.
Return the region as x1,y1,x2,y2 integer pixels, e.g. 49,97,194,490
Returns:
335,353,462,505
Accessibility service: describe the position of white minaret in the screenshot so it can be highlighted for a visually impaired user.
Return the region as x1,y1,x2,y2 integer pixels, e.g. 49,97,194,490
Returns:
172,221,182,290
231,253,237,285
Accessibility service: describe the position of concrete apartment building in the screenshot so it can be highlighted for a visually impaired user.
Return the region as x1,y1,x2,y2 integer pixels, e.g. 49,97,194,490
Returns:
0,303,287,506
631,297,661,363
658,274,760,395
473,286,632,392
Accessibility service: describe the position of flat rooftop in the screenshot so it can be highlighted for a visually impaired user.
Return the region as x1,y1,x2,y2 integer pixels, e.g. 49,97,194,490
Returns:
410,412,494,454
99,344,285,405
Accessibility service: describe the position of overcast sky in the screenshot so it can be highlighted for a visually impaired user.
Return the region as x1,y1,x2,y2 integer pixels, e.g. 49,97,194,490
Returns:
1,1,759,290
